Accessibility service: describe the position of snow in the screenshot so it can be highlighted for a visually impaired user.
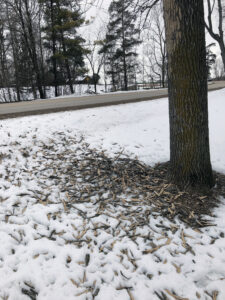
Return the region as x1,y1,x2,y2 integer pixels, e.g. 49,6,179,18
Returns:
0,89,224,299
0,84,111,102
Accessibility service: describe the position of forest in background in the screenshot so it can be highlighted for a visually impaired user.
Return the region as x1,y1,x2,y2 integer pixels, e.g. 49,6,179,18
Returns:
0,0,223,102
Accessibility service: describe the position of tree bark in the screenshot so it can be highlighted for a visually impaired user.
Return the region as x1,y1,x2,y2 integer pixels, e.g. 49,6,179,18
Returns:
163,0,214,188
218,41,225,74
61,42,74,94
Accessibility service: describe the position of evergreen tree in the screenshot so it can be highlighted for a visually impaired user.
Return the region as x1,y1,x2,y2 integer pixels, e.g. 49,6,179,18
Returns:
40,0,86,96
99,35,119,91
101,0,141,91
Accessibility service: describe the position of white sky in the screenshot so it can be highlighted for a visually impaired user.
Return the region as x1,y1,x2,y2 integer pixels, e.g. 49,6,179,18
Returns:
81,0,222,80
82,0,221,56
81,0,111,40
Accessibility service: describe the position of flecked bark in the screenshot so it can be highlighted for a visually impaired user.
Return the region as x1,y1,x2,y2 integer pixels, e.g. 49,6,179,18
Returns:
163,0,214,188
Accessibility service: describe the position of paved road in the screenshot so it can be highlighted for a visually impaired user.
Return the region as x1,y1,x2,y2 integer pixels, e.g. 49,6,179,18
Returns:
0,81,224,120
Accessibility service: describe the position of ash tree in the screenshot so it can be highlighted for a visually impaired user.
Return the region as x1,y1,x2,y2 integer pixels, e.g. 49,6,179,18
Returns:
101,0,141,91
163,0,214,188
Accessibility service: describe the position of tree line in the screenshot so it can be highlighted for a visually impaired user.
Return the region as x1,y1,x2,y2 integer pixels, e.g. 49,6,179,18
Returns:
0,0,88,101
0,0,223,102
0,0,143,101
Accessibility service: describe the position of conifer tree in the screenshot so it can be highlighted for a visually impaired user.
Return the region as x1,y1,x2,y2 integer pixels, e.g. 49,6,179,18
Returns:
101,0,141,91
40,0,86,96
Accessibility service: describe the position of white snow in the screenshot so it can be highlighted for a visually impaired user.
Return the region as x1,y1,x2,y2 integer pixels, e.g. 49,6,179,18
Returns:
0,89,224,299
0,84,111,102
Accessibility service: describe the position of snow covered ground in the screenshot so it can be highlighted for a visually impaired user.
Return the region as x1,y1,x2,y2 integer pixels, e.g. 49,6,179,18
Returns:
0,89,224,299
0,85,111,102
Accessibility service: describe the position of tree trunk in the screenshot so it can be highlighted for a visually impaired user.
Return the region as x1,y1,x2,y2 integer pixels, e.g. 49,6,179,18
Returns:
6,3,21,102
219,41,225,75
50,0,58,97
162,55,166,88
163,0,214,188
56,1,74,95
61,43,74,94
121,0,128,91
38,6,46,98
17,0,45,99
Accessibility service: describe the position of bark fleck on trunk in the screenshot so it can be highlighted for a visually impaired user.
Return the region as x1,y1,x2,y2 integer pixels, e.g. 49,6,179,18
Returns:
163,0,214,188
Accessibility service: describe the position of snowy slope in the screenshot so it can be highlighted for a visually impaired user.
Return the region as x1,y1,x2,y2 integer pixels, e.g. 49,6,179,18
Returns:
1,88,223,170
0,89,224,299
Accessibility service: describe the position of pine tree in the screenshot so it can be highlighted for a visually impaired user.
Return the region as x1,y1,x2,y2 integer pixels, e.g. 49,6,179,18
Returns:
101,0,141,91
99,35,119,91
40,0,86,96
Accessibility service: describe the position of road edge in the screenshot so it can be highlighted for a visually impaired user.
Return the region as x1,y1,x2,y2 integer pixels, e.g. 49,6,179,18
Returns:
0,86,223,120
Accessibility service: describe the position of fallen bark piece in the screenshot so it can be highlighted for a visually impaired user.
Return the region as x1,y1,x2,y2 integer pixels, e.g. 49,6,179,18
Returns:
165,289,189,300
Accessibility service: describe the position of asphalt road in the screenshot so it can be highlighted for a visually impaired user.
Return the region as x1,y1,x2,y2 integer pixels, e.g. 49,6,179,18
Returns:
0,81,224,120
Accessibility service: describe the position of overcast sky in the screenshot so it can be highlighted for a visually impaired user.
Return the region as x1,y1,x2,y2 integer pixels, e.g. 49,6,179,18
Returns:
81,0,111,40
82,0,221,57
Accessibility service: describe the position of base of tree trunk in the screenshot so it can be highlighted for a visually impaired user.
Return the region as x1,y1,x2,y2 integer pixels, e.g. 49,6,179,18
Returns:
169,162,215,191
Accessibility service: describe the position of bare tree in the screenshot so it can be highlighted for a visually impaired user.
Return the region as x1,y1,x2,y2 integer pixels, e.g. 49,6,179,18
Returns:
0,8,13,101
205,0,225,74
143,4,167,87
134,0,160,26
213,57,224,78
163,0,214,188
85,31,105,93
12,0,45,98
